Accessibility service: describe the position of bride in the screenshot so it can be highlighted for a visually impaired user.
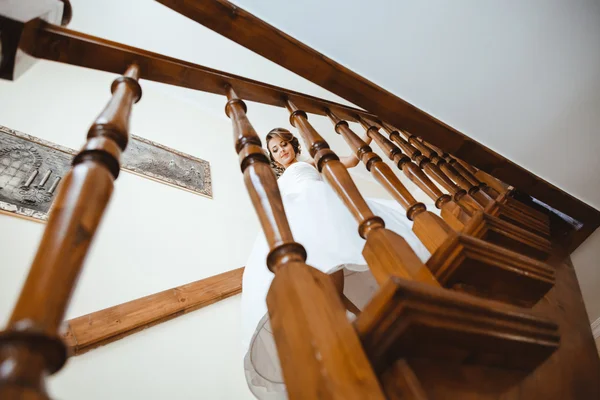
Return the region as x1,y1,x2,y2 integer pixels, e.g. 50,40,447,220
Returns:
241,127,432,399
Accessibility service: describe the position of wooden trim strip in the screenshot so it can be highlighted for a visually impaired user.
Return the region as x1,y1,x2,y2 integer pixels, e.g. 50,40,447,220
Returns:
157,0,600,250
62,267,244,355
20,21,374,123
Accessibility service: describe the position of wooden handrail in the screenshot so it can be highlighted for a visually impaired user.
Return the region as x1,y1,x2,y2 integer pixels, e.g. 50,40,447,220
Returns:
63,268,244,356
0,64,141,398
19,21,374,123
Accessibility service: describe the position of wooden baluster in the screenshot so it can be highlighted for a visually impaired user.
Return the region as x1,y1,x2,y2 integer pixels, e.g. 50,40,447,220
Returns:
225,88,385,400
355,116,467,231
324,109,453,257
422,139,501,198
422,140,550,234
284,99,438,286
381,121,483,216
448,154,549,226
406,133,495,207
0,65,142,399
376,122,552,259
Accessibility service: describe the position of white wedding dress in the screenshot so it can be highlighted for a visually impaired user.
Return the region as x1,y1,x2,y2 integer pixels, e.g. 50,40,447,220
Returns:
241,161,432,399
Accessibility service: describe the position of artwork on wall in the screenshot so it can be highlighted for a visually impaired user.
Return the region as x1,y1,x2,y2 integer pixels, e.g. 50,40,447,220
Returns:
0,125,212,222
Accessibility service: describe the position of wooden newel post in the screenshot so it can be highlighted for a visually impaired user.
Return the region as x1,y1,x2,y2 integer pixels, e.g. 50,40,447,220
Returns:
225,88,385,400
0,64,141,399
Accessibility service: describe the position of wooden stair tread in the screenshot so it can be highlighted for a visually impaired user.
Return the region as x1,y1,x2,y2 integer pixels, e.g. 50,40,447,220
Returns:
355,277,560,374
427,233,554,307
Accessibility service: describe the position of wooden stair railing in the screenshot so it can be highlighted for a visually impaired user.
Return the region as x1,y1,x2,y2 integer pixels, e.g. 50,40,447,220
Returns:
157,0,600,254
355,116,469,231
379,121,552,244
286,100,439,286
324,109,454,256
224,88,386,399
424,139,551,224
331,113,554,307
367,118,552,261
380,120,484,217
3,3,599,398
415,136,551,238
0,64,141,399
282,102,559,386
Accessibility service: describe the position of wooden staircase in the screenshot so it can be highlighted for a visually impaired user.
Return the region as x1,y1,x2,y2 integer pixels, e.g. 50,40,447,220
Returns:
1,1,599,399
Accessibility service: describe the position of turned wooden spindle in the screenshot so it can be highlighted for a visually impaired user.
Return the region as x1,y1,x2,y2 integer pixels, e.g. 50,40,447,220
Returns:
380,121,483,216
419,139,551,235
355,116,468,231
284,99,438,286
381,123,550,239
401,132,496,207
421,139,501,198
225,87,385,400
324,109,453,257
0,64,142,399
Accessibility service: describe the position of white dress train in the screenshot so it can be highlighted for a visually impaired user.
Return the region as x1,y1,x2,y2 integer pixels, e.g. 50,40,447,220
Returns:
241,161,432,399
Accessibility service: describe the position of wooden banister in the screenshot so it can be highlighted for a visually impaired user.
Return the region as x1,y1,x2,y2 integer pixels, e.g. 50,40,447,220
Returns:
225,88,386,399
17,21,374,123
379,121,483,216
0,64,141,399
285,100,439,286
156,0,600,251
322,111,454,256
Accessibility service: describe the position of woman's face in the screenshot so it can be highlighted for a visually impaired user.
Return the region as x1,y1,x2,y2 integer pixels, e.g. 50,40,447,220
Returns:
268,137,296,168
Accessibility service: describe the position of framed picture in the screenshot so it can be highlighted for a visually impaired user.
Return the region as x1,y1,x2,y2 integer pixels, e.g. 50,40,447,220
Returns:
0,125,212,222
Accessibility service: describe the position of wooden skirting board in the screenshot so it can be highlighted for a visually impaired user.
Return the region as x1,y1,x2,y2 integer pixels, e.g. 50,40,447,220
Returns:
61,267,244,355
156,0,600,251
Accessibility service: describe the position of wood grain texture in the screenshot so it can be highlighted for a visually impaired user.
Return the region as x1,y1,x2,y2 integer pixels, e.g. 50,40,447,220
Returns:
427,233,554,308
156,0,600,249
393,242,600,399
61,268,243,355
0,65,141,399
18,21,374,124
355,276,560,374
228,91,384,399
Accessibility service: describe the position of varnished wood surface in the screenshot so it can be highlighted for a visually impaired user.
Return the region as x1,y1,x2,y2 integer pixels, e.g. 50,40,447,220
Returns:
392,242,600,399
0,65,141,399
19,21,374,123
62,268,243,355
154,0,600,249
355,276,560,374
227,91,385,399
